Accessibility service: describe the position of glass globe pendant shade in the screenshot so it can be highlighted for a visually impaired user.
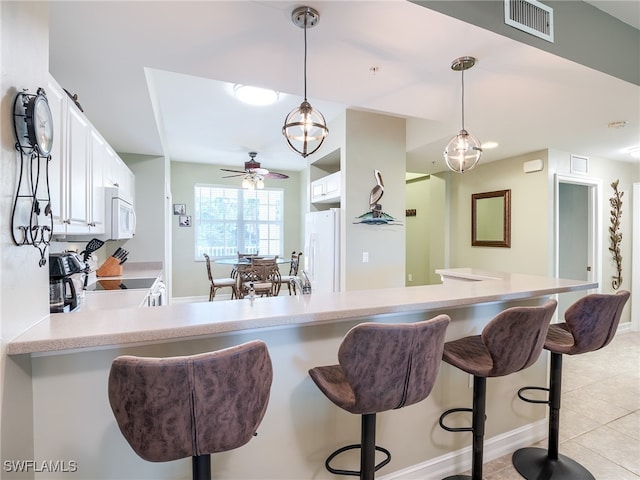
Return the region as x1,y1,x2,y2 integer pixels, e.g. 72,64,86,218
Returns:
444,129,482,173
282,6,328,158
282,100,328,158
242,176,254,190
256,177,265,189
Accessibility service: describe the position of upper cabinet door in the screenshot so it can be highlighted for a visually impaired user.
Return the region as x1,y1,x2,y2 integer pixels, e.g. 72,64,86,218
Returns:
66,103,90,234
46,76,68,234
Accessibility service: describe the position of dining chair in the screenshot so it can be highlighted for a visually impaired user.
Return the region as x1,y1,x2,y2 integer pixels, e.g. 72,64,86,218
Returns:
203,253,236,301
252,258,281,296
237,251,260,259
280,251,302,295
234,259,280,299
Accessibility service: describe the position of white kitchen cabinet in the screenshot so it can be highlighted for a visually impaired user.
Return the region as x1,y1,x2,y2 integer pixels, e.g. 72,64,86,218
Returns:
311,171,341,204
47,76,92,235
105,152,135,203
47,74,132,236
46,76,68,234
88,129,106,234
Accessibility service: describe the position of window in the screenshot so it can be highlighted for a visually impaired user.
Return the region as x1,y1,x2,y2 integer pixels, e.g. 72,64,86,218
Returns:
194,184,284,260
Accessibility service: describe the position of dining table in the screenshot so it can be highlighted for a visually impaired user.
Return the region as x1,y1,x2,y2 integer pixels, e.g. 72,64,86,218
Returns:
214,257,290,266
214,257,290,298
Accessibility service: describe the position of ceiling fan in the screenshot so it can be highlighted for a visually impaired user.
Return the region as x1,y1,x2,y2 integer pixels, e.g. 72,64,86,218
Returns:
221,152,289,190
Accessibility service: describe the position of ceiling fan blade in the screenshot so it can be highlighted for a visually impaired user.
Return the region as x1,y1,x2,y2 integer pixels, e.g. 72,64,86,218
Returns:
264,172,289,179
221,168,247,174
222,173,245,178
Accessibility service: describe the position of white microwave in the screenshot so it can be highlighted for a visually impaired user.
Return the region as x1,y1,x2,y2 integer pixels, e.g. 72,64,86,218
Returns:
106,187,136,240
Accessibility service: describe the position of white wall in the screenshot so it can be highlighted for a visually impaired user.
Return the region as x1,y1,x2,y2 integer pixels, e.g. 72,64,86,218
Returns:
341,110,406,291
119,153,166,264
0,1,50,473
449,150,551,275
446,148,637,326
406,176,430,285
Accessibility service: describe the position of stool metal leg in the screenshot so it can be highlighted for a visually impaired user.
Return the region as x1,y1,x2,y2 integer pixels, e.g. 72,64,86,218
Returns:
325,413,391,479
442,376,486,480
513,353,595,479
361,413,376,480
192,454,211,480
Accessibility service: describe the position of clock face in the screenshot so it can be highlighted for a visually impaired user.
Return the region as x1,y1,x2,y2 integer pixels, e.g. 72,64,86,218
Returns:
26,93,54,156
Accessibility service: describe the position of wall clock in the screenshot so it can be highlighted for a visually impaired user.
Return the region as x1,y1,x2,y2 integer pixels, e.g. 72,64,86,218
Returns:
21,87,54,156
11,87,54,267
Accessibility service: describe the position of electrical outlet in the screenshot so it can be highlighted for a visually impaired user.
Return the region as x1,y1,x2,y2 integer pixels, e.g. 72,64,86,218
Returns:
408,273,413,282
362,252,369,263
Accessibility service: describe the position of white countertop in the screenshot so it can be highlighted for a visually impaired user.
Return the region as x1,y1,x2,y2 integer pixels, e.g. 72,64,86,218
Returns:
8,269,597,356
69,262,163,312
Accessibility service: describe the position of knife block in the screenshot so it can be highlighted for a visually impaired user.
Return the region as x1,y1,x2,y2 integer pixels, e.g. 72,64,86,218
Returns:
96,257,123,277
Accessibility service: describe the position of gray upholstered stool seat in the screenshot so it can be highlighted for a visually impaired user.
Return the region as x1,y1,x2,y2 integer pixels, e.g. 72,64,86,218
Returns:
309,315,450,480
439,300,557,480
108,340,273,480
513,291,630,480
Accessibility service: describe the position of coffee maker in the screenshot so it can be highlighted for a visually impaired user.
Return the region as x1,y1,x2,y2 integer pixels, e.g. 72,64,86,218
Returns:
49,253,85,313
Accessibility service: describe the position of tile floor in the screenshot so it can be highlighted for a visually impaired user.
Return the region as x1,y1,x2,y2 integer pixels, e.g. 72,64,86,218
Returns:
472,330,640,479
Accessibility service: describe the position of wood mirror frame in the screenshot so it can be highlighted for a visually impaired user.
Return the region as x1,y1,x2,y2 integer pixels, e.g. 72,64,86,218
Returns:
472,189,511,247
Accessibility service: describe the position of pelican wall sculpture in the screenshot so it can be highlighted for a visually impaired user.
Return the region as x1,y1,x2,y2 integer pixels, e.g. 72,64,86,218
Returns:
355,169,401,225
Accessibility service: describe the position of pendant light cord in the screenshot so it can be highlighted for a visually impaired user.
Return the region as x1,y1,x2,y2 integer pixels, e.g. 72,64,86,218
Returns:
461,66,465,131
303,14,308,101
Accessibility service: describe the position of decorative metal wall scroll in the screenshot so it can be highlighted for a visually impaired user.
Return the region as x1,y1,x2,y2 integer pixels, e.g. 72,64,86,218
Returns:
609,180,623,289
12,88,54,266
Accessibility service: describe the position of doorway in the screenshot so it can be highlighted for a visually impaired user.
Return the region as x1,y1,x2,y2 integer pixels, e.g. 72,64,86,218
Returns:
555,174,601,320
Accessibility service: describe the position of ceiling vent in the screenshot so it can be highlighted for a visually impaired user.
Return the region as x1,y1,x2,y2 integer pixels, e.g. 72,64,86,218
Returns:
505,0,554,43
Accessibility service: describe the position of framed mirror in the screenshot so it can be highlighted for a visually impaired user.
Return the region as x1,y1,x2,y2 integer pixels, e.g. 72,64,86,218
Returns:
472,189,511,247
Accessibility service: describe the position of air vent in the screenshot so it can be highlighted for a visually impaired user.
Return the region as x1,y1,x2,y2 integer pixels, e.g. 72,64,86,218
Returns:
505,0,554,43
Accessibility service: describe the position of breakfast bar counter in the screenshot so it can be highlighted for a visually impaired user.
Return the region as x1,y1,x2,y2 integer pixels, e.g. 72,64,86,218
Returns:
7,270,595,356
9,270,597,480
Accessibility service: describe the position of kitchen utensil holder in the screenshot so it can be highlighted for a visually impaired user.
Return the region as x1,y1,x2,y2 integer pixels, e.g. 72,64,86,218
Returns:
97,257,123,277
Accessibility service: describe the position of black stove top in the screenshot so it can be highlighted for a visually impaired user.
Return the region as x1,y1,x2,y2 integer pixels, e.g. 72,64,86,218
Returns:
89,277,157,291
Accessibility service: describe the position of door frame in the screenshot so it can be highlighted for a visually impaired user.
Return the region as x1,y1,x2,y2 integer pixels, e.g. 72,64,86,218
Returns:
632,183,639,331
554,174,602,289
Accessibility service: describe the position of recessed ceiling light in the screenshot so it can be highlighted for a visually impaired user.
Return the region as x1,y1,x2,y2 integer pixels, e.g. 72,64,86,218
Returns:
234,84,279,106
482,141,498,149
627,146,640,159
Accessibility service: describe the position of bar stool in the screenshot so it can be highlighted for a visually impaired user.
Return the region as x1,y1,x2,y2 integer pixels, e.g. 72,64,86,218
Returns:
108,340,273,480
512,291,630,480
438,300,557,480
309,314,450,480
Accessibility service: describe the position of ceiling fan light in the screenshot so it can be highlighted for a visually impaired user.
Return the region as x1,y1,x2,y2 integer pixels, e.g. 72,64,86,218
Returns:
256,178,265,189
444,130,482,173
242,177,252,189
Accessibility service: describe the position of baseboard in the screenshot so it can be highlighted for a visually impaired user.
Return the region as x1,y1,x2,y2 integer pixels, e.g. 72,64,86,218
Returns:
171,293,234,304
379,419,547,480
617,322,632,334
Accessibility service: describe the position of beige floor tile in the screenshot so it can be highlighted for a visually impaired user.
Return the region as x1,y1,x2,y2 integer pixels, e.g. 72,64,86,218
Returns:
608,411,640,441
562,389,631,424
558,407,601,442
559,439,640,479
575,425,640,475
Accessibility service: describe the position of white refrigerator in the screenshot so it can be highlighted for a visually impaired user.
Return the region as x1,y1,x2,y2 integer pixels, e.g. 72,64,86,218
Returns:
304,209,340,294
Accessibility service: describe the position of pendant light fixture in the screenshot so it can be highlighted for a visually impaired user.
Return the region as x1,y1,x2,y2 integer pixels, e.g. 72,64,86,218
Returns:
444,56,482,173
282,6,328,158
